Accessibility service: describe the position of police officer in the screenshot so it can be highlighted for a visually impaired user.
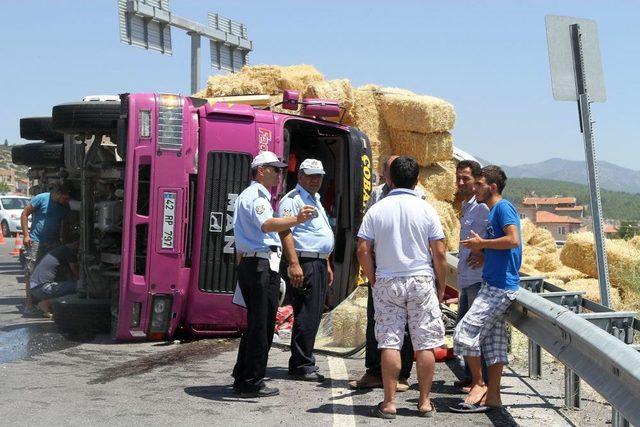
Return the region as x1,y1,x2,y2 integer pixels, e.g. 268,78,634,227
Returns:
232,151,315,398
279,159,334,382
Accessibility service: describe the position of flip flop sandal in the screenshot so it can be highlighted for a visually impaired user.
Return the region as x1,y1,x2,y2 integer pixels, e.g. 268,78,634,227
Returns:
371,402,396,419
449,402,490,413
417,402,436,417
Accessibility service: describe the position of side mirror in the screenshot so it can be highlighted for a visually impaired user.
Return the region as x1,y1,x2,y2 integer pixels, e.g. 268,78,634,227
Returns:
282,90,299,110
301,98,341,118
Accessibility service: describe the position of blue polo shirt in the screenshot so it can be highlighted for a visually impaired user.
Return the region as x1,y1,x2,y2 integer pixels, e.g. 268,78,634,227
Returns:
233,181,281,253
29,192,70,244
482,199,522,291
278,184,334,254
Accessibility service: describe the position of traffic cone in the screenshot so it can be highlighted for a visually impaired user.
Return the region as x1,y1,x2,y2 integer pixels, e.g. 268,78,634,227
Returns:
0,231,5,245
11,233,23,256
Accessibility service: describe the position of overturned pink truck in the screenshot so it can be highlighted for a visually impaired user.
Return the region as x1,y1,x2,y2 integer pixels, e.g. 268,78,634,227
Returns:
13,91,372,341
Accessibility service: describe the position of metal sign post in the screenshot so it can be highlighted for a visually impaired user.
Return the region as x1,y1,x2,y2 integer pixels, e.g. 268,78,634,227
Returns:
546,15,611,308
546,15,626,427
118,0,252,92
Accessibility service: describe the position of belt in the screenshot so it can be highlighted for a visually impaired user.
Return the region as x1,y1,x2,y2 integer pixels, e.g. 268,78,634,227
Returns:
296,251,330,260
243,251,272,259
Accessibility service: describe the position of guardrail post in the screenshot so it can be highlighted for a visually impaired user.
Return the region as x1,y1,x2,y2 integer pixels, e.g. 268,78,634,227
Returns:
521,277,545,379
564,367,581,409
528,340,542,378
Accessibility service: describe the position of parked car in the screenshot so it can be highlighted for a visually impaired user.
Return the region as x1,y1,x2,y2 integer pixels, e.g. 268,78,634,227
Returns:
0,194,31,237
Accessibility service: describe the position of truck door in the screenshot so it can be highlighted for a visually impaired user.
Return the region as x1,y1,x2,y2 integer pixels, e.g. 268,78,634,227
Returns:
330,127,373,306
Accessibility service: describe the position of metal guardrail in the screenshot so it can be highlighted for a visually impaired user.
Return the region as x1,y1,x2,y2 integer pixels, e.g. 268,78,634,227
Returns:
446,253,640,426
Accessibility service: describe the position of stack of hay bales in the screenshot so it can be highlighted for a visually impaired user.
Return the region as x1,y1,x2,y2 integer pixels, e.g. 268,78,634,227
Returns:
330,292,368,347
560,232,640,300
563,278,622,307
195,65,460,250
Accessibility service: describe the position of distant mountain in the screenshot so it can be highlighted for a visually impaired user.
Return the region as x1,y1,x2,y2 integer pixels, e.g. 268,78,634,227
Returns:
501,158,640,194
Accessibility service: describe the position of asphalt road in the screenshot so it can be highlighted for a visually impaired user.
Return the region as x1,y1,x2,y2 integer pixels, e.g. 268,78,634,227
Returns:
0,239,606,426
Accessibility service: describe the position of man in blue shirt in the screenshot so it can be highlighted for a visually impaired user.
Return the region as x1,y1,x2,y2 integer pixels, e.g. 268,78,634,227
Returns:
20,184,71,315
278,159,335,382
452,165,522,413
232,151,315,398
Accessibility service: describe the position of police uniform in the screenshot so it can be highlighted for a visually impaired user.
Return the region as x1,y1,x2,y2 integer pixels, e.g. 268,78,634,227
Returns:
279,159,334,378
231,153,285,395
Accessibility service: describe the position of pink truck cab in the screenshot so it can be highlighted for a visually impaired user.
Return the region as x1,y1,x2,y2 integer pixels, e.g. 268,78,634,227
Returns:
14,91,372,341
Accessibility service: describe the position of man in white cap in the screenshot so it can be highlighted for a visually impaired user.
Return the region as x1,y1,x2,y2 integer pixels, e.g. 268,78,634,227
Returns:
232,151,316,398
278,158,335,382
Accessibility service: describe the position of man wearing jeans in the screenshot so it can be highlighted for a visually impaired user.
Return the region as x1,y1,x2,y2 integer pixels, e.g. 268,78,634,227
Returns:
454,160,489,390
357,156,447,418
452,165,522,413
29,243,78,316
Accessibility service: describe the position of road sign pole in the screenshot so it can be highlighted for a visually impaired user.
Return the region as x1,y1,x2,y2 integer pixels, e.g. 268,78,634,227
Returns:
189,32,201,94
570,24,612,309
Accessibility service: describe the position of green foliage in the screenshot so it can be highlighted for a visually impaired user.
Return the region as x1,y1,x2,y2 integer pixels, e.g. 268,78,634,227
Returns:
617,221,639,239
503,178,640,221
0,182,9,193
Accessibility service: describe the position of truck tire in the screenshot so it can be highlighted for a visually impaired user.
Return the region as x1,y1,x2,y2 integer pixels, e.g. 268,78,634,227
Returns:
52,101,120,134
11,143,64,167
20,117,64,141
52,295,111,334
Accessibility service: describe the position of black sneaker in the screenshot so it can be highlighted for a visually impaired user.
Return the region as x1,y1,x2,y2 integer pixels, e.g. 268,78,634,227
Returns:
238,386,280,398
291,372,325,382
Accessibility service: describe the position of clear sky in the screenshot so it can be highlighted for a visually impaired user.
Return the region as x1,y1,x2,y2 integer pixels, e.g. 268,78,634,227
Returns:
1,1,638,169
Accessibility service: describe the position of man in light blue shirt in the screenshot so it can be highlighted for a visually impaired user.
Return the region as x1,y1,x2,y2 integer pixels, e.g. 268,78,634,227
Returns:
278,158,334,382
232,151,315,398
454,160,489,390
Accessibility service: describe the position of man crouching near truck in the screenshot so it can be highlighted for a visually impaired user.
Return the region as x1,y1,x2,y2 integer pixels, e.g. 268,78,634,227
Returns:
20,183,71,316
357,156,447,418
451,165,522,413
231,151,315,398
29,242,79,317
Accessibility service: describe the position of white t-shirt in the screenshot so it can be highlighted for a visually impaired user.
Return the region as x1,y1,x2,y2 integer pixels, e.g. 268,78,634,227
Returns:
357,188,445,278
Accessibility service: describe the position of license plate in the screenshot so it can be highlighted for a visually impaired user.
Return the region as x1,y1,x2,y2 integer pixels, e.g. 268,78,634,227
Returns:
162,192,176,249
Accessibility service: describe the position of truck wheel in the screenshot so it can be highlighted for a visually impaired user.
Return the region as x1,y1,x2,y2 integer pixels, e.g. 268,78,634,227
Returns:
52,101,120,134
11,143,64,167
1,221,10,238
20,117,64,141
52,295,111,334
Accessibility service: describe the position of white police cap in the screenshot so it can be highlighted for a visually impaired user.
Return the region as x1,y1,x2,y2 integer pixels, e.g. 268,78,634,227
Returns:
251,151,287,169
299,158,325,175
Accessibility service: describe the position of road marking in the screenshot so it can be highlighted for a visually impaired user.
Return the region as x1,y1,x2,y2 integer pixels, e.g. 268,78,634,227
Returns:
327,356,356,427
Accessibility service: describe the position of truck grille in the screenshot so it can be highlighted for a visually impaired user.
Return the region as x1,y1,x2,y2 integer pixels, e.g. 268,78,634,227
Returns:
198,152,252,293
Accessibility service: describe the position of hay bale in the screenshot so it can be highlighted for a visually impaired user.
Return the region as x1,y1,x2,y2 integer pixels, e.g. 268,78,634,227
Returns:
535,252,563,273
331,299,367,347
629,235,640,249
428,197,460,251
544,277,565,287
353,85,391,174
544,265,589,283
388,130,453,166
528,227,557,254
203,73,265,97
240,64,324,94
521,218,536,244
303,79,355,124
419,161,456,202
379,92,456,134
522,245,543,272
560,232,640,295
564,278,622,308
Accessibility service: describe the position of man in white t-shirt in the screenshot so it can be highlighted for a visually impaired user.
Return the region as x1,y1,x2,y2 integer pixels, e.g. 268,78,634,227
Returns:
357,156,447,419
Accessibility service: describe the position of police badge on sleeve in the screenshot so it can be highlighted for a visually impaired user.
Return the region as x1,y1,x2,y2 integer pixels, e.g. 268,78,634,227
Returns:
255,204,266,215
282,208,292,217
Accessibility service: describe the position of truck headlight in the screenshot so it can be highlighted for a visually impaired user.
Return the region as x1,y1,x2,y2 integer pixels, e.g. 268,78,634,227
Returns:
148,295,172,340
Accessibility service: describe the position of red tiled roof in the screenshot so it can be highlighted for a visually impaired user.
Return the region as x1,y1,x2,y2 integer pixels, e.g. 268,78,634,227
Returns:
523,197,576,206
604,224,618,233
555,206,584,211
535,211,582,224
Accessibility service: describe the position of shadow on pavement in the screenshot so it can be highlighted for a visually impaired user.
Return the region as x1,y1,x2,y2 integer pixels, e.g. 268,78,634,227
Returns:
184,385,259,403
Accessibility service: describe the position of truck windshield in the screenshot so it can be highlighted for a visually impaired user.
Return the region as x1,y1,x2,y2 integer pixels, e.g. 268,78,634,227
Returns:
1,198,28,210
